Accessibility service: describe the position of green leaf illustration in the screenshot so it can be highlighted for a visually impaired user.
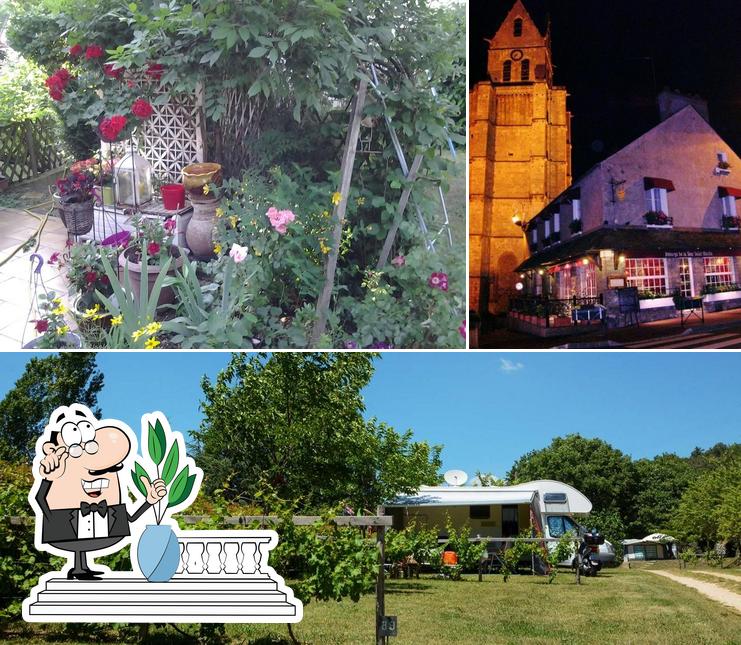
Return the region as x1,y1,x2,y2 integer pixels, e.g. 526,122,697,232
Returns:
167,465,190,509
161,441,180,485
148,419,166,465
169,473,196,509
132,462,150,497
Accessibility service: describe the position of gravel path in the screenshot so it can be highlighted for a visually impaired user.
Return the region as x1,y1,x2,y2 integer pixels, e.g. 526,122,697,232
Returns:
693,570,741,583
648,570,741,613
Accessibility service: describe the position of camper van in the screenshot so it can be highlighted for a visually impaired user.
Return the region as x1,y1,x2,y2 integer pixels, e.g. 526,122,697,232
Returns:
384,479,616,566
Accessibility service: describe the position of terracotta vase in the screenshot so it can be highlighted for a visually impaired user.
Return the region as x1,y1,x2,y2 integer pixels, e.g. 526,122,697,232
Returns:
119,245,184,306
186,199,219,259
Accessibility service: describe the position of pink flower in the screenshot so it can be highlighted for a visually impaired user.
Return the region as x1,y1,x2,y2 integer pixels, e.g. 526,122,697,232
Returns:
131,98,154,119
85,44,105,60
163,218,176,233
459,320,466,339
49,252,60,265
391,255,405,268
69,44,83,57
428,272,449,292
266,206,296,235
229,243,249,263
35,319,49,333
147,242,160,255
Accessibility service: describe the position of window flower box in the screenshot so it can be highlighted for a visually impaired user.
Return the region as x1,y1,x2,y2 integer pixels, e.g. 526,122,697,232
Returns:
644,211,672,228
703,289,741,303
721,216,740,231
639,296,674,309
715,161,731,176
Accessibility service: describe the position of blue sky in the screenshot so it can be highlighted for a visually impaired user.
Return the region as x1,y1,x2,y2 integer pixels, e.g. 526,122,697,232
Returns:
1,352,739,479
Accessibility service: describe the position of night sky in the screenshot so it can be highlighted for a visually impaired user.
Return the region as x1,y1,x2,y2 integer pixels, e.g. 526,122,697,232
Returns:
470,0,741,178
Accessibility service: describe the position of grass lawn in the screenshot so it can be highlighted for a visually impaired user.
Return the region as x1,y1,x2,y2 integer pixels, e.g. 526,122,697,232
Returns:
8,567,740,644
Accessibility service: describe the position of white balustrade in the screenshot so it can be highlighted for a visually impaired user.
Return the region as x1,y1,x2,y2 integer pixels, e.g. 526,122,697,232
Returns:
176,530,276,577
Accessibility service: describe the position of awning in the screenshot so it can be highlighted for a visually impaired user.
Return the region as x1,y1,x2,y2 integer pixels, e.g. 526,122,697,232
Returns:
719,186,741,199
644,177,676,192
387,487,536,508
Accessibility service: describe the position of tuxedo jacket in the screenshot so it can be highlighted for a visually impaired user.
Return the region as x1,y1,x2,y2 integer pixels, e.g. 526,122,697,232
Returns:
35,479,152,544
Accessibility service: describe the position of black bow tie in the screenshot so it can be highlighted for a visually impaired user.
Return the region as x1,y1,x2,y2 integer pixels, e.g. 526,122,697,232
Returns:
80,500,108,517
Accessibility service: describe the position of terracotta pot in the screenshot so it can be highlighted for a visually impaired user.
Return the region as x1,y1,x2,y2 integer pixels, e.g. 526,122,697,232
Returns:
185,199,219,259
119,245,184,307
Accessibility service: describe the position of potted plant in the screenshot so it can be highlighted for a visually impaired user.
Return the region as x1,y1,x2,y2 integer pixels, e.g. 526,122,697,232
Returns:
23,291,82,349
715,160,731,176
721,215,740,230
53,168,96,236
119,215,184,306
132,415,201,582
644,210,670,226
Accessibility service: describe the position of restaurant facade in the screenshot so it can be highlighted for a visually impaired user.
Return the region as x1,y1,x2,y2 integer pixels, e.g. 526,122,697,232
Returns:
512,105,741,332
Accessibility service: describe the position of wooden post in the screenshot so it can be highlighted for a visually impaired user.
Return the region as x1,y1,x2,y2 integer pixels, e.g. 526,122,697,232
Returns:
376,524,386,645
311,78,368,347
575,546,581,585
376,154,424,270
25,124,39,177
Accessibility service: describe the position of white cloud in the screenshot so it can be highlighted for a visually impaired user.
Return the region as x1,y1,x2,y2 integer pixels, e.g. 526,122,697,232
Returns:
500,358,524,373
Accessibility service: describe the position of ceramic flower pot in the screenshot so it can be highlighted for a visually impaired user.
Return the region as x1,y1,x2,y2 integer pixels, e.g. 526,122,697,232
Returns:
185,199,219,259
119,245,184,307
22,332,82,349
182,162,222,201
136,524,181,582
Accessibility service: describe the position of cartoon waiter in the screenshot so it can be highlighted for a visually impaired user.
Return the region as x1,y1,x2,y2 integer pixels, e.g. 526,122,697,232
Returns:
31,404,166,580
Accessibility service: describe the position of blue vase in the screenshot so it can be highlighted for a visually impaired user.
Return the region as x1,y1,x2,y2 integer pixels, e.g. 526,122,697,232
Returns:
136,524,180,582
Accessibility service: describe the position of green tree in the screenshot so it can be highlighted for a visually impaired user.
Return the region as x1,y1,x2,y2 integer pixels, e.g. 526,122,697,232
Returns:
194,353,441,511
631,454,697,536
0,353,104,462
507,434,637,526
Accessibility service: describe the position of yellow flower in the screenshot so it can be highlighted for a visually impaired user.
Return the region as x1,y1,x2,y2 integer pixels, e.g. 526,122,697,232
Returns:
331,191,342,206
229,215,238,228
203,183,210,195
56,325,69,335
111,315,123,326
356,196,366,206
144,337,160,349
319,239,330,255
52,297,62,305
132,327,147,341
82,304,101,319
322,210,330,218
213,243,222,254
215,207,223,218
145,321,162,335
51,304,67,316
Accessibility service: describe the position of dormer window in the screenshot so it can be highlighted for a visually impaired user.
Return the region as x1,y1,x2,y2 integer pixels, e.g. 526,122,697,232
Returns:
503,60,512,82
572,199,581,221
513,18,523,37
719,187,741,229
716,152,731,175
521,59,530,81
643,177,675,226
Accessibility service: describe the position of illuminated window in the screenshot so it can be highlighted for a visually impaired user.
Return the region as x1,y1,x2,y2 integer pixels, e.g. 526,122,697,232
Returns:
521,59,530,81
625,258,668,294
553,212,560,233
513,18,523,37
503,60,512,82
572,199,581,221
679,258,693,298
531,228,538,244
645,187,668,214
722,195,737,217
544,219,551,238
704,257,735,288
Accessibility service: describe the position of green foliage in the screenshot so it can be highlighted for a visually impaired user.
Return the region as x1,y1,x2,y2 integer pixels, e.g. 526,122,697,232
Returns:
442,520,487,577
500,531,575,584
0,57,56,125
194,353,441,512
0,353,103,462
385,524,440,570
582,509,626,562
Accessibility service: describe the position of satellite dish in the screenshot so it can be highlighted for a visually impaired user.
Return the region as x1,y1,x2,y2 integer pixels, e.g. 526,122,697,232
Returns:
444,469,468,486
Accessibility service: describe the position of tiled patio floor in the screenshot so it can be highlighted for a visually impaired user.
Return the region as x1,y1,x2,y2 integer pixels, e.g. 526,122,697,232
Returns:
0,206,74,349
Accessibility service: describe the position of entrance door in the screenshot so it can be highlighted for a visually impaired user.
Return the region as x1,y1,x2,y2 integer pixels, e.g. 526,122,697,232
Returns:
502,505,519,537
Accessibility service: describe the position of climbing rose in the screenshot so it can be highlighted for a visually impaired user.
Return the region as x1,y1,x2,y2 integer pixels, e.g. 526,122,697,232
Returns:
48,87,64,101
55,69,71,85
266,206,296,235
85,44,105,60
99,115,127,142
428,272,449,292
103,63,123,79
229,243,249,263
145,63,165,80
69,44,83,57
147,242,160,255
35,319,49,333
131,98,154,119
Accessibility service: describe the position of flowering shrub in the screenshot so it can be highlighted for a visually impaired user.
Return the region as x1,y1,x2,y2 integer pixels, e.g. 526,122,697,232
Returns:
126,215,178,265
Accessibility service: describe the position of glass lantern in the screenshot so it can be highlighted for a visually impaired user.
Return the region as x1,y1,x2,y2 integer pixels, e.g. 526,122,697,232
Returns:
114,151,153,206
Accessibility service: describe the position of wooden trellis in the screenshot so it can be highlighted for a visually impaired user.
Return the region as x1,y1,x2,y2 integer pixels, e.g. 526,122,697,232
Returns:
139,84,205,182
0,118,65,183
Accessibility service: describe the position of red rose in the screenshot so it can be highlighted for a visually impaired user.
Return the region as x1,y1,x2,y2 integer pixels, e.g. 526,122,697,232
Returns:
131,98,154,119
99,115,128,142
55,69,71,85
85,44,105,60
103,63,123,80
69,44,83,57
49,87,64,101
145,63,164,80
35,319,49,333
85,271,98,284
147,242,160,255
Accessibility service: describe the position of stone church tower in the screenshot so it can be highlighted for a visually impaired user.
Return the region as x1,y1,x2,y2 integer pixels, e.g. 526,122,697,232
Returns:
469,0,571,314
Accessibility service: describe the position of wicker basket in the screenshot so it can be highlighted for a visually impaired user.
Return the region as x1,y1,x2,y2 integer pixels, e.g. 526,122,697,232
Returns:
55,196,94,236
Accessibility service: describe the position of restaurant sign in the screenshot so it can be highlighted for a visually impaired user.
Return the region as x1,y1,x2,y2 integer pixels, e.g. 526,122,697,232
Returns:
664,251,715,258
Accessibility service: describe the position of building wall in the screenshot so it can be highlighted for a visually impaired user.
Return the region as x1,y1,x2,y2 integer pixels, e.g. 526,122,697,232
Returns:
469,1,571,315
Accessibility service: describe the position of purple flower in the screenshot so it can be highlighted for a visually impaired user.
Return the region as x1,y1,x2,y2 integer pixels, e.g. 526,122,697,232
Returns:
344,340,359,349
